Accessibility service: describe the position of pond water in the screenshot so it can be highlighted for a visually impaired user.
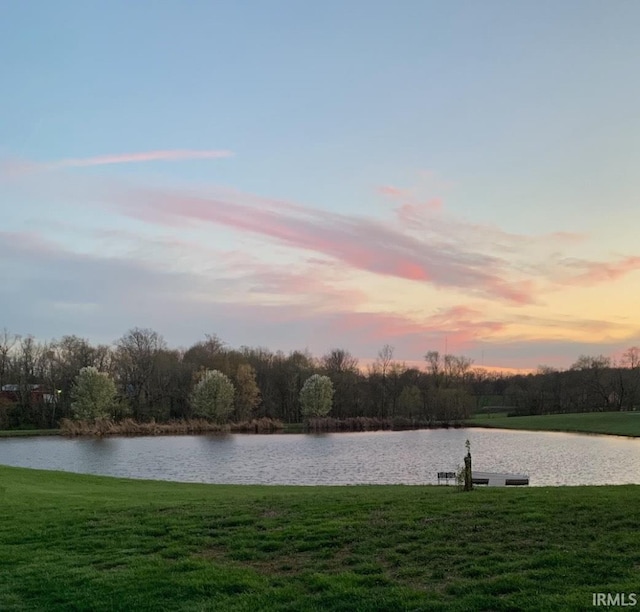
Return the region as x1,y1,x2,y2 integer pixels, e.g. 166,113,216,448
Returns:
0,428,639,486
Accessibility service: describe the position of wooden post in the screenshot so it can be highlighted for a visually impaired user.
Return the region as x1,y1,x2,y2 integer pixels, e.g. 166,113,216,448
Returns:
464,440,473,491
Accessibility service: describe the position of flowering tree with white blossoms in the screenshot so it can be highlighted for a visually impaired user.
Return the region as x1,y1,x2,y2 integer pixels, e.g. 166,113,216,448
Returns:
190,369,235,422
300,374,334,418
71,366,117,420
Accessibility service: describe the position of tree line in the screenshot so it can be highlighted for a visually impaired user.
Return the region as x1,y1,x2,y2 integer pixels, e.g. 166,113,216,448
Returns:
0,327,639,430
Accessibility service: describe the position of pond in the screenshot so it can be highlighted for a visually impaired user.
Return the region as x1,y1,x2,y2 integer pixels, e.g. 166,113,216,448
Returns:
1,428,639,486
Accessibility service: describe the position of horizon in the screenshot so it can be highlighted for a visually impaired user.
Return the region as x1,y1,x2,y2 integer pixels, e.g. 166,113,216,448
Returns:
2,2,640,371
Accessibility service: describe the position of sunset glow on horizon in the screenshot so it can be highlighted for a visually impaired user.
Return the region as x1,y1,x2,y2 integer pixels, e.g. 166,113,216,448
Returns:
1,2,639,370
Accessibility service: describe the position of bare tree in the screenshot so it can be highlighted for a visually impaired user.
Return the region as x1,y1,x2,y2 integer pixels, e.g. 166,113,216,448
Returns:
0,328,20,389
424,351,443,388
183,334,227,373
114,328,166,420
373,344,394,418
621,347,640,369
321,349,361,418
570,355,614,410
444,354,474,385
619,347,640,410
321,348,359,374
377,344,394,376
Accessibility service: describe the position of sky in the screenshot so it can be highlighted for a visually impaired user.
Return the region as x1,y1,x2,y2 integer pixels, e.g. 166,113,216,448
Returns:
1,1,640,371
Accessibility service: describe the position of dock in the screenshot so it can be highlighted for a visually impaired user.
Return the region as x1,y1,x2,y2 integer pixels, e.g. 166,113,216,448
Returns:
437,471,529,486
472,472,529,486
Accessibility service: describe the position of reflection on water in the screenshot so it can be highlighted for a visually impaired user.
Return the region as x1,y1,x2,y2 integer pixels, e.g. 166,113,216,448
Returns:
1,428,640,486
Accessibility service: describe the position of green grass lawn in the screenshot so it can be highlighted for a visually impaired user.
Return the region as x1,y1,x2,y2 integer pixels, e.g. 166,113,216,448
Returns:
2,466,640,610
468,411,640,437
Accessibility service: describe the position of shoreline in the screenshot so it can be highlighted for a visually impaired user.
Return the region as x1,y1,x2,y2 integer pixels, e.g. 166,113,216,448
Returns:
3,411,640,439
0,429,60,438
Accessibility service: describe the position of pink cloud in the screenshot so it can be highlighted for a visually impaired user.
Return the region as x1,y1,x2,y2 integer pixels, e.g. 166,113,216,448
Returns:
396,199,443,227
86,226,368,313
230,259,370,310
378,185,413,199
328,306,506,355
564,256,640,284
381,181,585,251
393,260,430,281
115,186,534,305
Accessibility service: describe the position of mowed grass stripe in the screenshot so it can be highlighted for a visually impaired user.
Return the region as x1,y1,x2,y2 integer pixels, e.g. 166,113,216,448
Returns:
469,410,640,437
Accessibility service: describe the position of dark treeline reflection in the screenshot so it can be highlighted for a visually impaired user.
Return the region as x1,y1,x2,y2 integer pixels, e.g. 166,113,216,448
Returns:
1,328,639,430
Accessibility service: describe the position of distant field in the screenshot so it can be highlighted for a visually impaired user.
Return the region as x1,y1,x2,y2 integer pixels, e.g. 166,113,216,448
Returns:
468,411,640,437
2,465,640,610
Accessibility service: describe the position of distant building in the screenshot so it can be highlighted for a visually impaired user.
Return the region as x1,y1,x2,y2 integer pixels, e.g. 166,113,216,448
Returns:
1,384,41,392
0,384,50,404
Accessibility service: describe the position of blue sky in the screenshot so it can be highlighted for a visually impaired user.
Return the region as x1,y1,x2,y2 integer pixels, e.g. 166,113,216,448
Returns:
2,1,640,370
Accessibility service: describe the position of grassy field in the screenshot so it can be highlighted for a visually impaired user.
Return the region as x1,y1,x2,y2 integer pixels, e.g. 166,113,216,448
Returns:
469,411,640,437
2,466,640,610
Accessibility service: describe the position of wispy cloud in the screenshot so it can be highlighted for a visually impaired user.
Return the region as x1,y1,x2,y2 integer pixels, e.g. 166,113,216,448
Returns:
560,255,640,284
378,185,414,199
327,305,507,355
114,185,536,304
47,149,234,168
0,150,233,180
378,182,584,258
